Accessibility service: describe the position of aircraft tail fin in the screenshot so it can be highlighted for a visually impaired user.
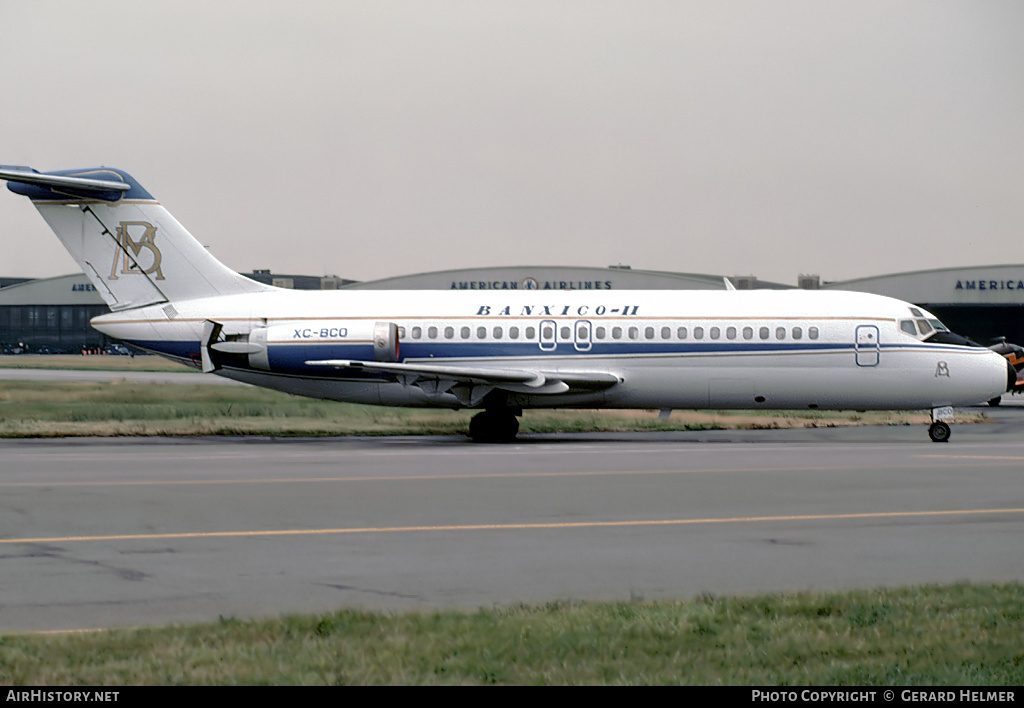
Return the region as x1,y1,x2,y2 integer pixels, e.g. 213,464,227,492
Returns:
0,166,273,310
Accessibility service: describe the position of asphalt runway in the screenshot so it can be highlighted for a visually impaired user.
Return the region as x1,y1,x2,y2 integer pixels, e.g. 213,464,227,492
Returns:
2,409,1024,634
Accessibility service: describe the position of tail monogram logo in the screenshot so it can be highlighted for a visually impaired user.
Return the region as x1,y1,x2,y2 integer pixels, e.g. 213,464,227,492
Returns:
109,221,164,281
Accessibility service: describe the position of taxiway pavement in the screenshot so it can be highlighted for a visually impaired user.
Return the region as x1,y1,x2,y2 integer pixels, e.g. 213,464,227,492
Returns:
2,417,1023,633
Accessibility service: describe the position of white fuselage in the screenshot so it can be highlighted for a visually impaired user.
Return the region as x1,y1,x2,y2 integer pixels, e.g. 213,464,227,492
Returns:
92,288,1011,412
4,166,1009,431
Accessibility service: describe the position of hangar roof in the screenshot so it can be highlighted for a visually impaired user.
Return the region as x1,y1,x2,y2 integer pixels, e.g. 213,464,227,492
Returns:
344,265,790,291
5,264,1024,305
0,274,106,306
823,264,1024,304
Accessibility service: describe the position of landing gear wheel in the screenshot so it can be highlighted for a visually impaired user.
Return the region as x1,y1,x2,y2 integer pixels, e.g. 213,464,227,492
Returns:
469,410,520,443
988,396,1002,407
928,421,951,443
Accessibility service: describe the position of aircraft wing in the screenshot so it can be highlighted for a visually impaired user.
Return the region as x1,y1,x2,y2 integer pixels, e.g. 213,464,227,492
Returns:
305,358,618,405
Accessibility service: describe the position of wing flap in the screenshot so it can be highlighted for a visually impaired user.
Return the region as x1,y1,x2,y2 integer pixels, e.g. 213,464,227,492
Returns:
305,358,619,396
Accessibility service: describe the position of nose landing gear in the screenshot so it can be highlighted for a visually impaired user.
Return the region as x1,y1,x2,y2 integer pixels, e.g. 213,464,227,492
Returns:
928,421,951,443
928,406,953,443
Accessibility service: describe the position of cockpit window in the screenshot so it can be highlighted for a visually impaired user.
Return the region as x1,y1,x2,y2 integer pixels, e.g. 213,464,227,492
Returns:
917,311,977,347
902,308,954,342
924,329,979,347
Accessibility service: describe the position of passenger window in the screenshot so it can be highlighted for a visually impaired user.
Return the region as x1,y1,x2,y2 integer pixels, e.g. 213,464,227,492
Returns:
661,326,670,339
726,326,736,340
412,326,422,339
493,326,503,339
677,327,688,339
509,326,520,339
398,326,406,338
461,326,471,339
759,327,769,340
645,326,655,339
595,326,606,339
444,326,454,339
776,327,786,340
743,326,753,340
560,326,571,340
809,326,819,340
710,326,720,340
694,327,704,340
628,326,639,340
477,326,487,339
526,326,536,339
612,326,622,339
539,320,557,350
792,327,802,340
428,326,438,339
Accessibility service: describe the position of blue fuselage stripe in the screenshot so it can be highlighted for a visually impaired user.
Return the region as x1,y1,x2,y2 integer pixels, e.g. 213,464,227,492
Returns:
124,339,972,371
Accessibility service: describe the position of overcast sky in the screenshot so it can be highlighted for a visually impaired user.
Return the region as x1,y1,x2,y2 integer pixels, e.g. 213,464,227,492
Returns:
1,1,1021,285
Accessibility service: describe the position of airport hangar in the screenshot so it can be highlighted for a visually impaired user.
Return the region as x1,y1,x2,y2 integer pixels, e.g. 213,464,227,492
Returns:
1,264,1022,353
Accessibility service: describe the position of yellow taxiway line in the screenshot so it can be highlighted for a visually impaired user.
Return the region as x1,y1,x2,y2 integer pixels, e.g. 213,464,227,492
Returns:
3,507,1023,545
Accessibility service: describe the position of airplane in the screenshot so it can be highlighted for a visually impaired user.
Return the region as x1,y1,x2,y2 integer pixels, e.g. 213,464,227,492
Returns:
0,165,1016,443
986,337,1024,405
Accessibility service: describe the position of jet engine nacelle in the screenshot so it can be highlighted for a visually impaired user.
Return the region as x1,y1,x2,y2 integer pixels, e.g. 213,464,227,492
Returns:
218,320,400,372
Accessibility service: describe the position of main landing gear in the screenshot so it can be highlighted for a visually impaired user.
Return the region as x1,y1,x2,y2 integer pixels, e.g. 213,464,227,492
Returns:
469,409,520,443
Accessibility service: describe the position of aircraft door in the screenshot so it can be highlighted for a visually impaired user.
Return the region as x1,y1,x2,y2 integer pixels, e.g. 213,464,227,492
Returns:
855,325,879,367
574,320,592,351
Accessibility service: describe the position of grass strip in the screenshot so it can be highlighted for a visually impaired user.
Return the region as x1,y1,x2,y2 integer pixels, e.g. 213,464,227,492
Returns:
0,380,955,437
2,584,1021,685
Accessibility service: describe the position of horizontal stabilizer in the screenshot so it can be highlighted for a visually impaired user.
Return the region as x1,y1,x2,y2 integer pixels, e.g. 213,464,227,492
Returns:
0,167,134,202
